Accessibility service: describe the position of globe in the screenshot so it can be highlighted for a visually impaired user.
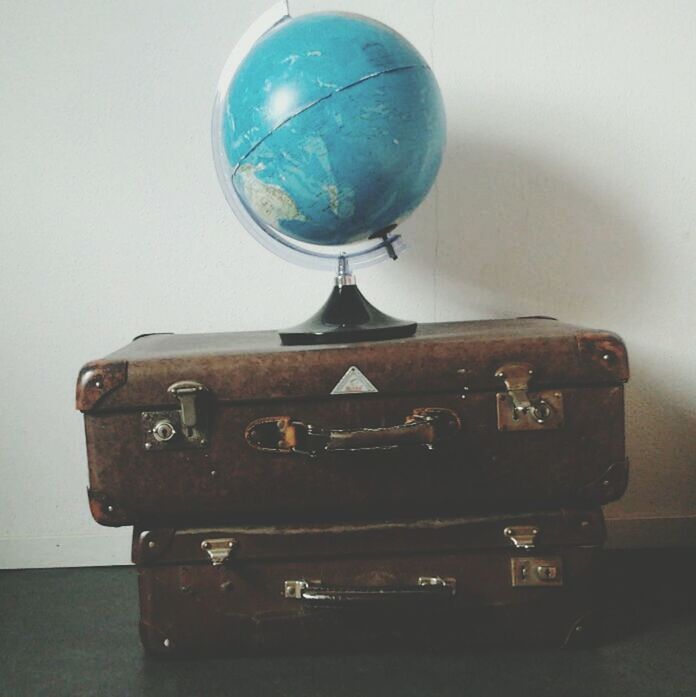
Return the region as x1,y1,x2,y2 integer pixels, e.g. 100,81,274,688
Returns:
219,11,446,247
213,7,447,344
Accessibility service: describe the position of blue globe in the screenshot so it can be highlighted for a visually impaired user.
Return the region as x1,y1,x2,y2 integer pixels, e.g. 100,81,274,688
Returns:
221,12,446,246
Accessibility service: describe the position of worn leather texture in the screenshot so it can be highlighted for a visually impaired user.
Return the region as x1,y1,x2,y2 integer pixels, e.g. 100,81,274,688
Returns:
134,509,604,655
78,319,629,527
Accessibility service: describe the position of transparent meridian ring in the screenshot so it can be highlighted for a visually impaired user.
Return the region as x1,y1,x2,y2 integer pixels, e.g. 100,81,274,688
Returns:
211,3,446,272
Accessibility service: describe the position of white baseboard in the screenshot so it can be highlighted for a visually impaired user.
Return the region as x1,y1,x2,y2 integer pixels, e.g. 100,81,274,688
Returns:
0,516,694,570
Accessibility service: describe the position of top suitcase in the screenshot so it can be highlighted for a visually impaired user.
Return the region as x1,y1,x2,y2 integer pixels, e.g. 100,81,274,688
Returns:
76,318,629,526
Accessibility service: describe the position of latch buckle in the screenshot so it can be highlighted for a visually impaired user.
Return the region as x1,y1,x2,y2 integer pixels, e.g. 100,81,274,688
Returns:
495,363,564,432
142,380,210,450
504,525,540,549
168,381,208,440
201,538,236,566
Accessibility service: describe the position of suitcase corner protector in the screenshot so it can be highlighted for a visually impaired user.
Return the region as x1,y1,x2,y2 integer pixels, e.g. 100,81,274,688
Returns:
87,488,132,526
76,360,128,412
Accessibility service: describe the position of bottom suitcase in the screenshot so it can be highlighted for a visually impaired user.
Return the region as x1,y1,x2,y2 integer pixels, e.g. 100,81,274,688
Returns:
133,509,605,656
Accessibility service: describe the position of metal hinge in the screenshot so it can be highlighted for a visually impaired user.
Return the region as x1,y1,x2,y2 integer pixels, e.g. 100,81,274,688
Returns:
495,363,564,432
142,380,210,450
200,538,237,565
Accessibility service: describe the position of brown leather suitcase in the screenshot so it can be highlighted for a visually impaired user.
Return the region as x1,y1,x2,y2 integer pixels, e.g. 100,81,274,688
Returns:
77,318,628,526
134,508,605,655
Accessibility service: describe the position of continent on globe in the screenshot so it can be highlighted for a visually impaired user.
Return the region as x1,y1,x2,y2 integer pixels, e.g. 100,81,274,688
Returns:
222,12,446,246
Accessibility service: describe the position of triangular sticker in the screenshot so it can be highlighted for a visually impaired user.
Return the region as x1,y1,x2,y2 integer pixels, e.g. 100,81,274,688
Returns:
330,366,378,395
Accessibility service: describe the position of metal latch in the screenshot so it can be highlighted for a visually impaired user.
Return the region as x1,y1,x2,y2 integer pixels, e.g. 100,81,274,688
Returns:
142,380,210,450
504,525,540,549
201,538,237,565
510,557,564,587
169,380,209,441
495,363,564,432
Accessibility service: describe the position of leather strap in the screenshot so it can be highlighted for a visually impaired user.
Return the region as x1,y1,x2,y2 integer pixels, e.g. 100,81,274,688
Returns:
245,408,460,456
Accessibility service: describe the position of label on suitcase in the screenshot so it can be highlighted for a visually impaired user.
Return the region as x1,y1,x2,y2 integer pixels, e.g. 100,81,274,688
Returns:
133,509,605,655
76,318,629,526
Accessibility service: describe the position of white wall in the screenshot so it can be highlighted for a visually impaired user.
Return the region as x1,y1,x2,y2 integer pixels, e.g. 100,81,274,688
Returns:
1,0,694,569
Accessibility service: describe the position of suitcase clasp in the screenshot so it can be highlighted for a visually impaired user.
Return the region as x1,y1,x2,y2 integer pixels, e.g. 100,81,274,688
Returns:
142,380,210,450
201,538,237,565
504,525,539,549
495,363,564,432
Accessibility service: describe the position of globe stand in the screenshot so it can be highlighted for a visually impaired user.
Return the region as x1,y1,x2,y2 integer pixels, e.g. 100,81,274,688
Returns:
279,258,417,346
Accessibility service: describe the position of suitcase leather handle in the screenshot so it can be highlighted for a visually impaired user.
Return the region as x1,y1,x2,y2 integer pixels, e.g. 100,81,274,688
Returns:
245,408,460,456
284,577,456,605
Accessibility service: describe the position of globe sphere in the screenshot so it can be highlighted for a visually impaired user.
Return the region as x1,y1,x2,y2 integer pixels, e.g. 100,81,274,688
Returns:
220,12,446,247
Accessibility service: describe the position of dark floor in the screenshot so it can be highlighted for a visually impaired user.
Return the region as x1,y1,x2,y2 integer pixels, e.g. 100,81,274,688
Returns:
1,551,696,697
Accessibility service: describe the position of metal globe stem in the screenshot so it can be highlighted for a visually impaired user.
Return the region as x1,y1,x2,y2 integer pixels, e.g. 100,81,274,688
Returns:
336,255,355,287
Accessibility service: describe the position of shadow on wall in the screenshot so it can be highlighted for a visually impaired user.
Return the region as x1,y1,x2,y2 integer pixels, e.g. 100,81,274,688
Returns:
433,136,696,515
434,137,649,319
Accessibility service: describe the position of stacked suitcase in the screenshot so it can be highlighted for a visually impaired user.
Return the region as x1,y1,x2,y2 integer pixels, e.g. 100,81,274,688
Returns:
76,318,629,655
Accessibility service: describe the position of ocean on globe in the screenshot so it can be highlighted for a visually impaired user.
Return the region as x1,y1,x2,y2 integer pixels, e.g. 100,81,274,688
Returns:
221,12,446,246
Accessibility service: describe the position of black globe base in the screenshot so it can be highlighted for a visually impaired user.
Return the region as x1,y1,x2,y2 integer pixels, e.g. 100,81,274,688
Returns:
279,282,417,346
